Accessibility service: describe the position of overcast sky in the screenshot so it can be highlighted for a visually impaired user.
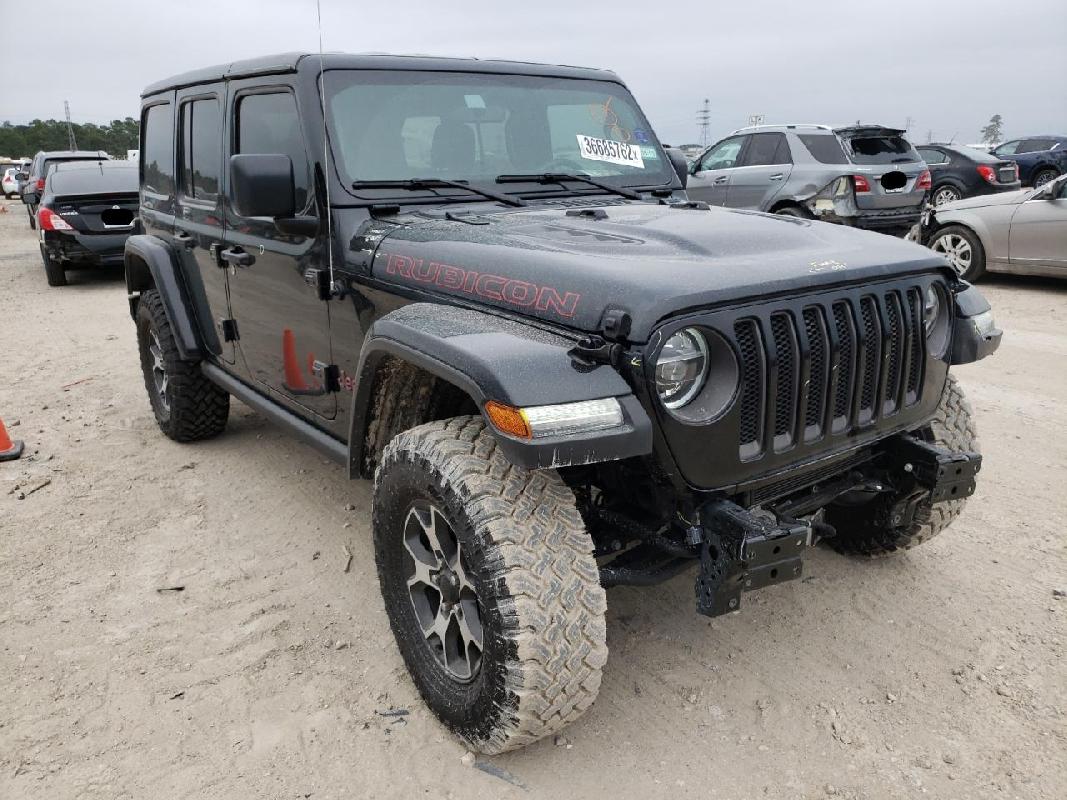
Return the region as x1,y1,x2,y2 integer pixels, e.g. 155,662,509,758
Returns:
1,0,1064,146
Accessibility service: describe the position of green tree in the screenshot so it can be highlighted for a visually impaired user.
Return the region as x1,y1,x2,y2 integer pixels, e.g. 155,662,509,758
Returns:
980,115,1004,146
0,118,139,159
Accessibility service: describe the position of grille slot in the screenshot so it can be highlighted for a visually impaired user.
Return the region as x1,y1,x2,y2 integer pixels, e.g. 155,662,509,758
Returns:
735,319,765,457
803,307,828,437
731,285,928,460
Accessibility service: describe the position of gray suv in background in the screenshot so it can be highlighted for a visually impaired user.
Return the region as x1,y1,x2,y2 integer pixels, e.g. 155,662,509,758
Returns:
687,124,931,234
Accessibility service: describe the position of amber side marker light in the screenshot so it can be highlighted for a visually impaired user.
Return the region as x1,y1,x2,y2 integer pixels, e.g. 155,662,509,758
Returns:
484,398,624,440
485,401,532,439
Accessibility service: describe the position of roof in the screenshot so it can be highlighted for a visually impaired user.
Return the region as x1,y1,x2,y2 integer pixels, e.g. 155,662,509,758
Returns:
37,150,109,159
142,52,620,96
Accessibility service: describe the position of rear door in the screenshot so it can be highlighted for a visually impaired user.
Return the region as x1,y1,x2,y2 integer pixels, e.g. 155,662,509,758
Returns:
175,86,234,363
1009,178,1067,270
224,81,335,420
840,129,926,210
725,132,792,209
687,135,745,206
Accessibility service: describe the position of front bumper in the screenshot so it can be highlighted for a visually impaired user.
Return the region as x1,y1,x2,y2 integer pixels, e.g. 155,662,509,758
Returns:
42,229,132,266
694,432,983,616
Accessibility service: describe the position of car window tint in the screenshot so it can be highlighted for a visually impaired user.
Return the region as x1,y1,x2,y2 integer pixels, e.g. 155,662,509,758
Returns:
180,98,221,202
1018,139,1054,153
699,137,744,171
142,103,175,198
917,147,948,165
741,133,788,167
797,134,848,164
237,92,310,210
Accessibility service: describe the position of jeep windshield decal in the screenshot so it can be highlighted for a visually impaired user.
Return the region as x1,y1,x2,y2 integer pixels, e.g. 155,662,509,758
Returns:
325,70,672,200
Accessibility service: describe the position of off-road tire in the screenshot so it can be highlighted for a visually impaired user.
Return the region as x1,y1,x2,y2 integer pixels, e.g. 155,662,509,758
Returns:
136,290,229,442
1031,168,1058,189
373,416,608,754
826,374,978,556
40,245,66,287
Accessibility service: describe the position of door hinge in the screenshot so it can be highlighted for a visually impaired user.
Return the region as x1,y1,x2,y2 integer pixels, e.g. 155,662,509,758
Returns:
311,360,342,393
221,318,239,342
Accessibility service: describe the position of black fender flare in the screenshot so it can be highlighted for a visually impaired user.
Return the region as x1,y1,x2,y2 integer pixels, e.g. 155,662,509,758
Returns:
124,234,211,361
347,303,653,475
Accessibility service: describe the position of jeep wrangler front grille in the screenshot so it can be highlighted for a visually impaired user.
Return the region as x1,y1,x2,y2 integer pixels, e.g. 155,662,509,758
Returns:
734,286,926,461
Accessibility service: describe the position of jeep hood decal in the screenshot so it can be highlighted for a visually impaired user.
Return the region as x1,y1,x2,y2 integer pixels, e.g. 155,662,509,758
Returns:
369,203,947,341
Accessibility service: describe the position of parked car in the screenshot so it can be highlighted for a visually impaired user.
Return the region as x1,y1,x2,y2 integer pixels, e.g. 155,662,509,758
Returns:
2,167,19,198
20,149,110,229
687,124,931,234
989,136,1067,188
915,143,1020,205
36,161,140,286
125,53,1000,754
919,173,1066,280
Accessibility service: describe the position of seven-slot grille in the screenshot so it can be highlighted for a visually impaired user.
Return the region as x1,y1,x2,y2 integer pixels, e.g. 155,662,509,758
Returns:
734,286,927,460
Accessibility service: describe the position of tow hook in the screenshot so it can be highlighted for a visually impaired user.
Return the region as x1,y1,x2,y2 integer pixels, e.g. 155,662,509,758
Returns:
695,499,809,617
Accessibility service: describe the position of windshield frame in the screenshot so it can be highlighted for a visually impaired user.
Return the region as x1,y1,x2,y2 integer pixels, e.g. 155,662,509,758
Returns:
321,68,677,204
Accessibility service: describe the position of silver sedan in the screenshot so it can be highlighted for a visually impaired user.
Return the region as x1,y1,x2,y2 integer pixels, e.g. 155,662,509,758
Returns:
919,174,1067,281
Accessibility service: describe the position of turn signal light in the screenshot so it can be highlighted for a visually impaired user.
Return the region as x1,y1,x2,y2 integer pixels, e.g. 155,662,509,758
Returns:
852,175,871,193
37,207,73,231
976,165,996,184
484,401,531,439
916,170,933,191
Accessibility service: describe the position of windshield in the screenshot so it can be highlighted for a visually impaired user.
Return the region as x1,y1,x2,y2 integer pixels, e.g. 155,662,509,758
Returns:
325,70,672,197
844,133,920,165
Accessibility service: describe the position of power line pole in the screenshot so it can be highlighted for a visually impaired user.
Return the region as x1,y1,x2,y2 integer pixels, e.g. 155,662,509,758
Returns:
904,115,913,132
696,99,711,147
64,100,78,151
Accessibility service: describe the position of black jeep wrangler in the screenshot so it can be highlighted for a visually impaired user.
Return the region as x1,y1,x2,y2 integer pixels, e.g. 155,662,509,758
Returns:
125,53,1001,753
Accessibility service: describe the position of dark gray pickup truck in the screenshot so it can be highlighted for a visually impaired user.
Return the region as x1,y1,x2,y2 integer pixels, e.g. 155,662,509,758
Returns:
124,53,1001,753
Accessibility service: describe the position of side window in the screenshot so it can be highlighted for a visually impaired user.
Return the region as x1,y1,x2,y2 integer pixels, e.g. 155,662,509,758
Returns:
179,98,221,202
1018,139,1054,153
993,140,1020,156
699,136,745,171
142,103,175,198
917,147,948,165
741,133,789,167
797,134,849,164
236,92,310,211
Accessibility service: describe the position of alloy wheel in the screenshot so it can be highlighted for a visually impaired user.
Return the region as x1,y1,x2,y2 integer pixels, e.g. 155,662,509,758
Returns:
931,233,972,276
1033,170,1056,188
933,187,960,206
402,503,483,682
149,331,170,411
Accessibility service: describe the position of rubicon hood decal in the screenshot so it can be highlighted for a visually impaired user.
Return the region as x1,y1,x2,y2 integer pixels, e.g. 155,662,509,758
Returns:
369,204,947,340
383,253,580,319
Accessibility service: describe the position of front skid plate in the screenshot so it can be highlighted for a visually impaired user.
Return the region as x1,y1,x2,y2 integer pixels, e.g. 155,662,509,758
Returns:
695,499,808,617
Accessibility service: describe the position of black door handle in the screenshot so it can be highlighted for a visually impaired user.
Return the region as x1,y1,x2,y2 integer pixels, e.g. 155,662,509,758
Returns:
173,231,194,249
220,246,255,268
714,176,729,185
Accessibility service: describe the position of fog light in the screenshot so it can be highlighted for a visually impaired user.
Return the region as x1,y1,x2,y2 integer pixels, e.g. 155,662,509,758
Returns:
485,398,624,440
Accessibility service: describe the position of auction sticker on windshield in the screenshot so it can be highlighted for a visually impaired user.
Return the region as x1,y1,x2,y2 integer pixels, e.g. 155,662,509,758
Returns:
577,135,645,168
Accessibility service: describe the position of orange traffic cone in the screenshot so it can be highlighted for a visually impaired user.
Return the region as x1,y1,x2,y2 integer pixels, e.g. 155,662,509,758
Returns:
281,328,310,392
0,417,23,462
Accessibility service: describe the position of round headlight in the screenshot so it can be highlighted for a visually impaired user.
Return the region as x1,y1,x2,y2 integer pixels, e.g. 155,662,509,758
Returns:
655,328,709,409
923,285,941,334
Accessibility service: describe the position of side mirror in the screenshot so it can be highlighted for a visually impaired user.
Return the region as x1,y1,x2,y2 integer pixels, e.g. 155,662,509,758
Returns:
230,153,295,218
15,172,27,181
23,191,38,204
666,148,689,189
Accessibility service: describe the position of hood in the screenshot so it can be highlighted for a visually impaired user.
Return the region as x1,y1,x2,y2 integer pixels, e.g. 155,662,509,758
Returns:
368,203,948,341
938,188,1032,211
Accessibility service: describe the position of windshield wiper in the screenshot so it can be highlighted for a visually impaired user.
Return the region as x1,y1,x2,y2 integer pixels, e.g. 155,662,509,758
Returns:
495,172,642,201
350,178,525,207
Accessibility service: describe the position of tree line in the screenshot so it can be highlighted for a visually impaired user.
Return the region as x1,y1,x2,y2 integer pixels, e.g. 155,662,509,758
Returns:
0,118,139,160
